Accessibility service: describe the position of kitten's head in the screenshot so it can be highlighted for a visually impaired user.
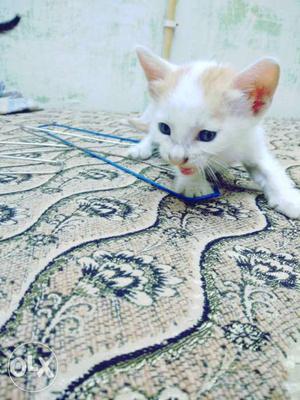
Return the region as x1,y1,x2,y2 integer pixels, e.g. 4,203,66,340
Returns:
136,46,280,174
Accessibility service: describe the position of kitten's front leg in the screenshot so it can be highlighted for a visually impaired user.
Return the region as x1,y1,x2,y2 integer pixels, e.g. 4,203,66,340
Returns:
245,152,300,219
175,170,213,197
128,104,155,160
128,134,154,160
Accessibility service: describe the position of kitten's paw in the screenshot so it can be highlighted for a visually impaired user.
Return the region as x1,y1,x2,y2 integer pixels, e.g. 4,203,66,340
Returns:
175,177,212,197
268,189,300,219
128,142,152,160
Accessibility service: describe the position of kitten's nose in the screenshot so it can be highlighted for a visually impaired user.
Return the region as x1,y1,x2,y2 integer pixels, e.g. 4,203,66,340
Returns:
168,156,189,166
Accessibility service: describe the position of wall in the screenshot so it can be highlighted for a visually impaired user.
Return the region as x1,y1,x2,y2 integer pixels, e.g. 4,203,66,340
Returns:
172,0,300,118
0,0,300,117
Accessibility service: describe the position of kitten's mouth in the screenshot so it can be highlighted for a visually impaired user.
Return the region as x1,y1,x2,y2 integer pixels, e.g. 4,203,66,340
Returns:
179,166,196,176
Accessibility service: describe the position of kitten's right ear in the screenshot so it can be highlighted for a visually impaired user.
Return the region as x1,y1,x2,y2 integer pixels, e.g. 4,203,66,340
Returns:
136,46,174,82
233,57,280,116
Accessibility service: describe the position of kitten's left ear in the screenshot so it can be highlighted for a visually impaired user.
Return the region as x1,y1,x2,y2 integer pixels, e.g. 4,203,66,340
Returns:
233,58,280,115
136,46,175,82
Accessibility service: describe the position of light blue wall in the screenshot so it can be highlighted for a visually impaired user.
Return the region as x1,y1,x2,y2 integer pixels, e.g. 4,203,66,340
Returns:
1,0,300,117
0,0,165,112
172,0,300,118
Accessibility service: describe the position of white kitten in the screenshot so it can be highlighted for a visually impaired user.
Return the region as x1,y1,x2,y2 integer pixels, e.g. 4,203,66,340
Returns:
129,46,300,219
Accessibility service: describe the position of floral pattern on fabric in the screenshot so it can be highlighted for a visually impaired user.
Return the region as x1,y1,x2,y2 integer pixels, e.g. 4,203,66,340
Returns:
0,111,298,400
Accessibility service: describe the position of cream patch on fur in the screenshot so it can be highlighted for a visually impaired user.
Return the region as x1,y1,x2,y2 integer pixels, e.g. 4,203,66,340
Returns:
200,65,237,118
149,66,191,100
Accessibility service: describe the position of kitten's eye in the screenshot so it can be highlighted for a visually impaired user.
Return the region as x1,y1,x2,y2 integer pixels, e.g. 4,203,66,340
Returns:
158,122,171,135
197,130,217,142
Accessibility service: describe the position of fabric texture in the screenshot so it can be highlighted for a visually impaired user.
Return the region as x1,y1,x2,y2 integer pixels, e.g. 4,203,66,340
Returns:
0,110,299,399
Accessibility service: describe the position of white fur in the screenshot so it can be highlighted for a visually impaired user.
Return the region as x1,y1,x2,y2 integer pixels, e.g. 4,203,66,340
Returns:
129,50,300,219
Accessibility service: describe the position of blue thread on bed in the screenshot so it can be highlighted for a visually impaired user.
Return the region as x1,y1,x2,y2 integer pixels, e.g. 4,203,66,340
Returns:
38,123,221,203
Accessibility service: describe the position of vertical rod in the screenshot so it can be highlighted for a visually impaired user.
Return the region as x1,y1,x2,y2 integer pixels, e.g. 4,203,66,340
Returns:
162,0,177,59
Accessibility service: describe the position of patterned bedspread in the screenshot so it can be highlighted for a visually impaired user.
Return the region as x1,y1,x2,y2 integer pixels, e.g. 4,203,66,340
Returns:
0,110,299,399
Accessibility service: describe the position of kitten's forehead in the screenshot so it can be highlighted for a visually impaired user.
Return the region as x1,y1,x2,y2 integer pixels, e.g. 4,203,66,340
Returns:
170,62,215,105
156,62,217,127
160,61,235,121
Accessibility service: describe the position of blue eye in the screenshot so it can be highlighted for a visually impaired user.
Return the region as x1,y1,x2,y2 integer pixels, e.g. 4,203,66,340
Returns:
197,130,217,142
158,122,171,135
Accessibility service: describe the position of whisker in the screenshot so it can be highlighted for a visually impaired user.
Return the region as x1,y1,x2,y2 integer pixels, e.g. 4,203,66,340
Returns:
194,163,205,178
206,156,229,176
208,159,235,185
189,153,231,185
193,162,217,184
209,159,227,174
206,164,218,184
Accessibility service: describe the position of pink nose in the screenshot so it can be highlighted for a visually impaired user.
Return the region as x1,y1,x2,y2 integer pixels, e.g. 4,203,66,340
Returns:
168,156,189,166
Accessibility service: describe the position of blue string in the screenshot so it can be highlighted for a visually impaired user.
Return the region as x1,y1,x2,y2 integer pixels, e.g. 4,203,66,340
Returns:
51,122,140,143
39,123,221,203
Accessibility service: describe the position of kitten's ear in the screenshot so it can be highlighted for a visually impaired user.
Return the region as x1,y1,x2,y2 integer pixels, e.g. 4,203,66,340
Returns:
136,46,174,82
233,58,280,115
